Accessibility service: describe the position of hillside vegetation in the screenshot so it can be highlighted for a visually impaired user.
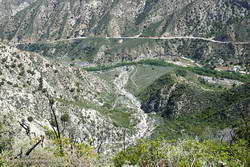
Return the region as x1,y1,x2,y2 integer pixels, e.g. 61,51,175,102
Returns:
0,0,249,166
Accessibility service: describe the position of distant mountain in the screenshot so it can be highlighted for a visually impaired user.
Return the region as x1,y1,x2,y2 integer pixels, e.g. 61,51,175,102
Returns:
0,0,249,42
1,0,249,72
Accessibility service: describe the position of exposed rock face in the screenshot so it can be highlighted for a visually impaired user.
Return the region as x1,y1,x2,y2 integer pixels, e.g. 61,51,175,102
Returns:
0,42,114,153
0,0,249,42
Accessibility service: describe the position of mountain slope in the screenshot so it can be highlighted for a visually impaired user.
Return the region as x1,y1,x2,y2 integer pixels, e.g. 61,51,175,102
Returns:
0,42,154,156
0,0,249,42
1,0,249,73
137,71,250,138
16,38,250,72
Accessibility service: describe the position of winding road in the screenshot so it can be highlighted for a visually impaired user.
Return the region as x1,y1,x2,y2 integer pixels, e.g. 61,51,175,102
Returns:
15,36,250,45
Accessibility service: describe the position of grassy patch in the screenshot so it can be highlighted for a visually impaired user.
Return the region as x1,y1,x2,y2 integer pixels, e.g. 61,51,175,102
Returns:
106,110,131,128
55,98,132,129
126,65,174,95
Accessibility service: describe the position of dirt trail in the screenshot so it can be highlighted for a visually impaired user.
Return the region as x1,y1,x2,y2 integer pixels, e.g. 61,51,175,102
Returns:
15,36,250,45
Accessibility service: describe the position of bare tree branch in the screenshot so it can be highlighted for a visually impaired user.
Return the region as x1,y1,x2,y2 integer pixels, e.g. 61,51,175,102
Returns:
25,136,44,156
48,97,63,154
18,120,30,136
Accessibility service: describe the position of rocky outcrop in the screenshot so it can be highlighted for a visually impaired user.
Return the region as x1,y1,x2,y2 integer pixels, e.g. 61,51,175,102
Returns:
0,42,116,154
0,43,154,156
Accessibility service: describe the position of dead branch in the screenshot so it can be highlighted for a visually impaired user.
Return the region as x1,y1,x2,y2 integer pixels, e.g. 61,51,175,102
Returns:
18,120,30,136
48,97,63,154
25,136,44,156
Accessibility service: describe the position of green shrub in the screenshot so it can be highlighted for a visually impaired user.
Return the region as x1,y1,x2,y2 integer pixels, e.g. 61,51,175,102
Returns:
0,152,10,167
0,122,12,153
60,113,70,123
113,139,249,167
27,116,34,122
176,69,187,77
84,59,250,83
